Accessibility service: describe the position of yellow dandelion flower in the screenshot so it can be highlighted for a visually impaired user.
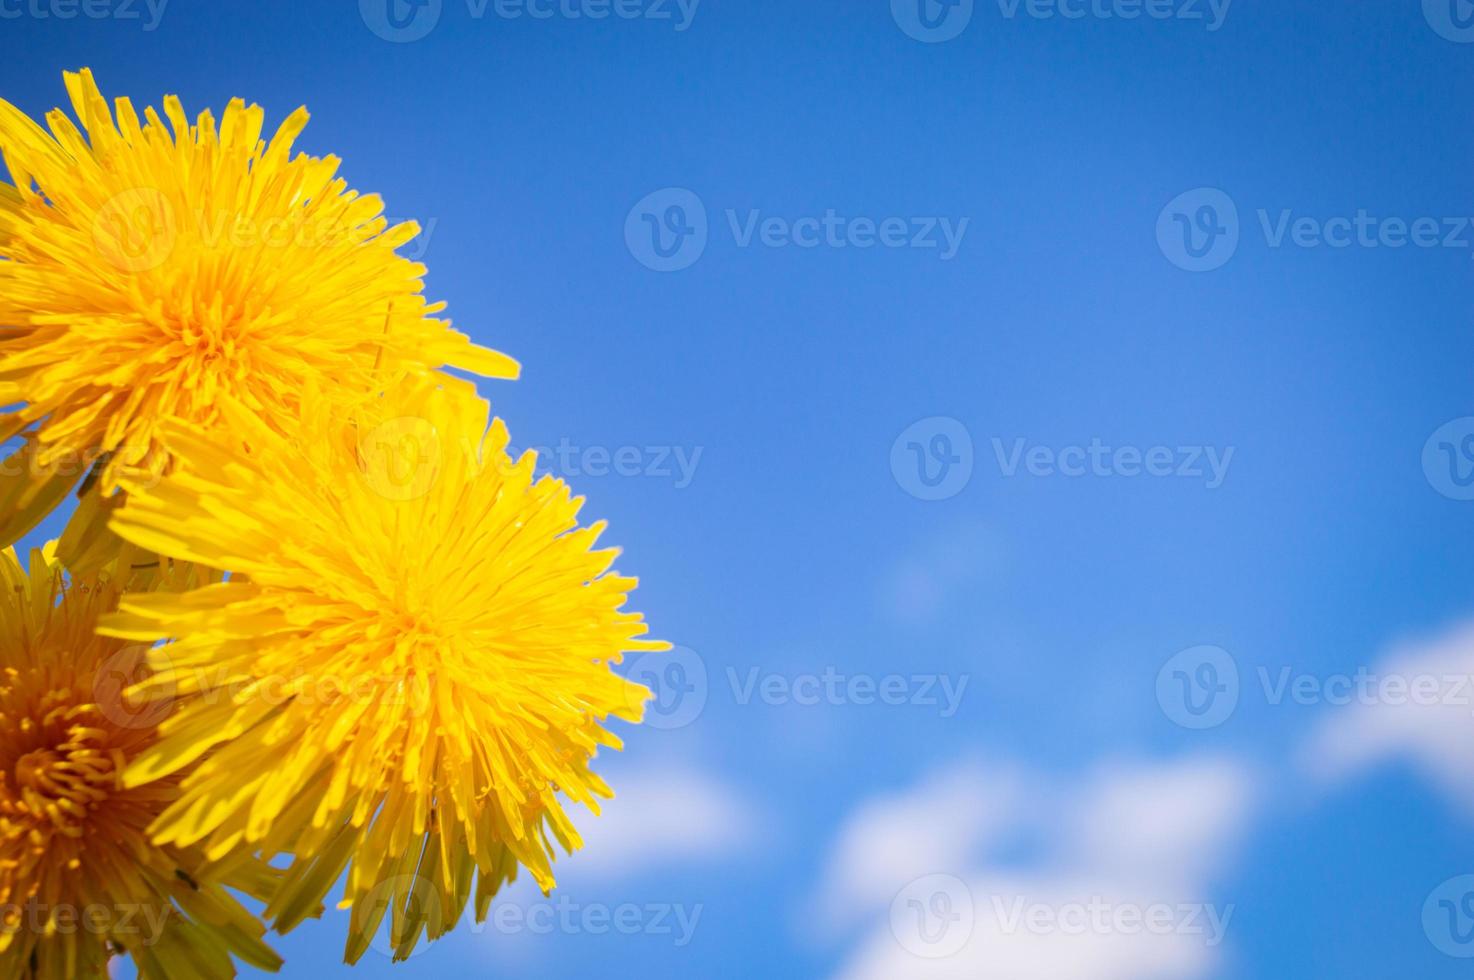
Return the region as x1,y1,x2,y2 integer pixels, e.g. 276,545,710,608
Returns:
0,69,519,545
100,380,666,962
0,544,281,979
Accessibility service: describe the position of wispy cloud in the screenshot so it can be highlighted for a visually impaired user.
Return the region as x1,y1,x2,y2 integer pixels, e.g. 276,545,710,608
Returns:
1061,758,1256,887
811,754,1258,980
565,765,761,880
1298,619,1474,810
812,757,1034,932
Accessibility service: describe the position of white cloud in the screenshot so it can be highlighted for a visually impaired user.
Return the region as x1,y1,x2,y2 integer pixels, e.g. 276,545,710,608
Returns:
563,765,759,879
835,876,1222,980
814,754,1257,980
1063,758,1256,887
461,766,750,966
1298,619,1474,810
812,758,1033,932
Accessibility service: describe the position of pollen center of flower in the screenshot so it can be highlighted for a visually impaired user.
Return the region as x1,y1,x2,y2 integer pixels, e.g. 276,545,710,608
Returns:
12,736,117,837
14,749,61,791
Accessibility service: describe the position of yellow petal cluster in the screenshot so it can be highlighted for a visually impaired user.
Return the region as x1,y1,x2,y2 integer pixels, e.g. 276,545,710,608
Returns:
0,544,282,979
0,70,664,976
0,69,518,546
104,382,663,960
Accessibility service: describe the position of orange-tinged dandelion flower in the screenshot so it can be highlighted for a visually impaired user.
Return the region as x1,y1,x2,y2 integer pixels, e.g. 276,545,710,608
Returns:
0,544,281,979
0,69,518,546
101,380,666,962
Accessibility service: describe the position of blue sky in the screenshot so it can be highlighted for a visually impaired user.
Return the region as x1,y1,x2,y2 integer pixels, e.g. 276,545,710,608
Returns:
5,0,1474,977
